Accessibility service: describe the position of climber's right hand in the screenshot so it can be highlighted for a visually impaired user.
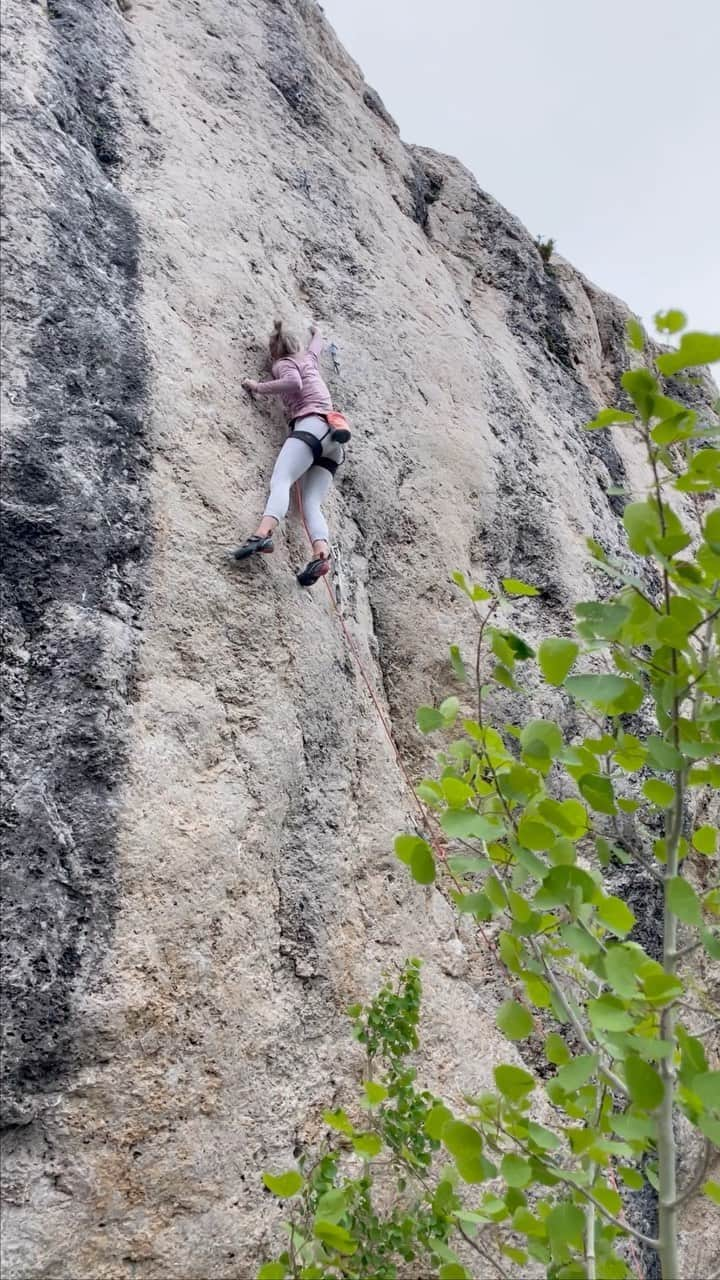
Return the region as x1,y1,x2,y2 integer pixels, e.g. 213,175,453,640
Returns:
242,379,258,392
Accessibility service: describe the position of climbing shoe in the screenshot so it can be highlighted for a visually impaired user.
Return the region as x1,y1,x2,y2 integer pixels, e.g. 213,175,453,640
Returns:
232,534,274,561
296,556,331,587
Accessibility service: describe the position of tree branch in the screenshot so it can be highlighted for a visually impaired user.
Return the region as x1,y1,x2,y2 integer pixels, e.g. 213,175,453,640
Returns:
668,1138,713,1211
532,946,628,1097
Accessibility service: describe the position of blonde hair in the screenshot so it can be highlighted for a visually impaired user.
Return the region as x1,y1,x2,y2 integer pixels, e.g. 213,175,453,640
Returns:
269,319,300,362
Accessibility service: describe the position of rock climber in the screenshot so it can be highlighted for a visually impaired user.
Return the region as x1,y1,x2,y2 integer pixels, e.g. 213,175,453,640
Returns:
233,320,350,587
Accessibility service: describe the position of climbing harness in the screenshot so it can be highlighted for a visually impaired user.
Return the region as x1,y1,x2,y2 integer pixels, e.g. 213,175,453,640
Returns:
289,411,352,477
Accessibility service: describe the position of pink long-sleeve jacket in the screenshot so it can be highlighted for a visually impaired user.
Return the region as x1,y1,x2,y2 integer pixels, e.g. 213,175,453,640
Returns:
252,332,333,422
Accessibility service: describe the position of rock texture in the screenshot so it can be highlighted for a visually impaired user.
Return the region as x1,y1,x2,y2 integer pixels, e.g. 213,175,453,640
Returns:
0,1,716,1277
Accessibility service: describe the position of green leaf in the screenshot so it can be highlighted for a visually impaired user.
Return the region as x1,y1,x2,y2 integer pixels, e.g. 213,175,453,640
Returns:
501,1246,529,1267
450,644,466,682
656,331,720,374
604,944,642,998
512,1206,546,1238
492,663,515,690
621,368,657,420
623,500,662,555
702,928,720,959
454,890,493,918
363,1081,388,1105
517,817,555,851
497,765,542,803
323,1109,353,1134
528,1121,561,1151
667,876,702,926
535,865,595,909
395,834,430,866
703,1181,720,1206
560,923,601,957
545,1033,571,1065
258,1265,287,1280
691,1071,720,1109
443,1120,483,1159
538,797,588,838
656,596,704,648
313,1221,357,1256
565,673,643,714
705,508,720,551
618,1164,646,1190
441,776,475,807
502,577,540,597
555,1054,598,1091
439,695,460,725
699,1117,720,1148
448,853,489,875
443,1120,495,1182
410,840,436,885
643,779,675,808
678,449,720,492
425,1103,453,1141
646,736,684,771
501,1154,532,1187
596,894,635,937
588,995,634,1031
494,1064,535,1101
440,809,505,841
585,406,636,430
502,630,536,661
536,865,596,909
497,1000,534,1041
593,1184,622,1216
352,1131,382,1157
642,970,683,1004
652,412,696,445
439,1266,469,1280
578,773,617,815
611,1111,656,1141
575,600,631,641
614,731,648,772
416,706,444,733
263,1171,303,1198
452,570,493,601
693,826,718,855
316,1189,348,1222
626,317,645,351
538,638,579,685
549,838,577,866
625,1056,664,1109
678,1028,708,1085
546,1202,585,1246
520,718,563,763
654,309,686,334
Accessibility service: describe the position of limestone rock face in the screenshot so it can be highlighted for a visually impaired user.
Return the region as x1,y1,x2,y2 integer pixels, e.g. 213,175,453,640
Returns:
1,2,716,1277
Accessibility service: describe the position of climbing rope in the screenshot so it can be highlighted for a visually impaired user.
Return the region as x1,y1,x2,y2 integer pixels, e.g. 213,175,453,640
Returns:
294,481,447,865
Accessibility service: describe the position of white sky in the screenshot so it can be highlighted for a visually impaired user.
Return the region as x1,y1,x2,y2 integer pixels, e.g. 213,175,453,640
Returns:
322,0,719,333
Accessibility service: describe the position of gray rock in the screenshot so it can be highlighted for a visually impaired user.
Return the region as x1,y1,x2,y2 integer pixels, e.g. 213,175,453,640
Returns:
1,0,717,1277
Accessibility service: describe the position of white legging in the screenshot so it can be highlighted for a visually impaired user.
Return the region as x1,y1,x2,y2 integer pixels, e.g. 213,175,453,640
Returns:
263,415,343,545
